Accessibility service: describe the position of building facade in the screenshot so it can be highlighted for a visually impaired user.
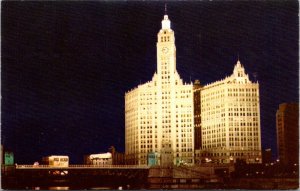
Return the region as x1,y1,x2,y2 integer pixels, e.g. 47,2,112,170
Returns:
109,146,125,165
276,103,299,166
42,156,69,167
84,152,112,165
125,13,194,165
195,61,262,164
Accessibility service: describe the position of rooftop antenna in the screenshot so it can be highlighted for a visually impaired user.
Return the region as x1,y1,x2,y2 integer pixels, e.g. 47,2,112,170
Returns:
253,72,257,82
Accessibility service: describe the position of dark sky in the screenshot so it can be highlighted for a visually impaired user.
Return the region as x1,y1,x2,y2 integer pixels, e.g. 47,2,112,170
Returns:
1,1,298,164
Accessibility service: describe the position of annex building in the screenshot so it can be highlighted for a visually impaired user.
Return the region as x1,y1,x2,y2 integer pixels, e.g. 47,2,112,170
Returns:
194,61,262,164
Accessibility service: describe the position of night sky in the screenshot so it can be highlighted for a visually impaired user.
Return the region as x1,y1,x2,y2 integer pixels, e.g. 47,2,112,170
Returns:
2,1,298,164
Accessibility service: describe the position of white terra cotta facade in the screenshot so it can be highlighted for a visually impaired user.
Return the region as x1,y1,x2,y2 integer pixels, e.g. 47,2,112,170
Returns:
125,14,194,165
195,61,262,164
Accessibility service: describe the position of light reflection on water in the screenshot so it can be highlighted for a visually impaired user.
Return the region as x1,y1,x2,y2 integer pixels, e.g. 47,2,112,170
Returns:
48,187,70,190
89,187,113,190
31,186,114,190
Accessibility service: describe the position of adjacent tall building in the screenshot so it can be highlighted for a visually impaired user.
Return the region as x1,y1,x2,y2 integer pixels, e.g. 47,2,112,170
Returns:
194,61,262,164
276,103,299,166
125,13,194,165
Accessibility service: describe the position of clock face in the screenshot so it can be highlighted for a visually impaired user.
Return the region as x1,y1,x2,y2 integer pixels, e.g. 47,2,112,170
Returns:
162,47,169,54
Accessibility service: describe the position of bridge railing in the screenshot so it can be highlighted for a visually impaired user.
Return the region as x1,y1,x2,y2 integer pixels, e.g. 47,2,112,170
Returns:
15,164,149,169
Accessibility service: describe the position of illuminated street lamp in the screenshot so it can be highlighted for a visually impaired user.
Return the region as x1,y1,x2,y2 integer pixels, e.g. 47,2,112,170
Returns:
205,158,212,163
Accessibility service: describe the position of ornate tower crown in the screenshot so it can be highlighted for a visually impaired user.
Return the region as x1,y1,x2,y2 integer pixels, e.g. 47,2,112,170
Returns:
162,15,171,29
231,59,251,84
156,6,176,77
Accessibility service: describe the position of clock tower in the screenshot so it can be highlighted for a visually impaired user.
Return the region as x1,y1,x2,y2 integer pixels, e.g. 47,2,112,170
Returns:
157,14,176,79
156,13,178,152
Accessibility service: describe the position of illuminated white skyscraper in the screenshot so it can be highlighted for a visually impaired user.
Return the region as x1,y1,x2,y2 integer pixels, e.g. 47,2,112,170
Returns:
195,60,262,164
125,13,194,165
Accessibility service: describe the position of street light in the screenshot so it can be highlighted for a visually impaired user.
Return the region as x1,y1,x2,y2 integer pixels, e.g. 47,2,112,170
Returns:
205,158,212,163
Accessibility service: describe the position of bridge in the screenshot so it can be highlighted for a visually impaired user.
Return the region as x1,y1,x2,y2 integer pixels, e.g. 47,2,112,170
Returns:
3,164,228,189
15,164,149,169
3,165,150,189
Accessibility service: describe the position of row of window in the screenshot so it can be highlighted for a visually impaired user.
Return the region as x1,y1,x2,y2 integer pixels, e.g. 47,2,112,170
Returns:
229,107,257,112
228,93,257,96
228,117,259,121
140,135,157,138
199,151,259,157
228,112,258,116
160,36,170,42
139,144,193,151
203,145,225,148
228,88,257,92
137,122,193,129
203,96,225,102
140,126,156,129
229,143,259,147
203,136,259,142
229,132,259,136
202,89,225,97
228,126,259,130
202,123,226,130
203,132,226,136
136,90,192,98
228,137,259,141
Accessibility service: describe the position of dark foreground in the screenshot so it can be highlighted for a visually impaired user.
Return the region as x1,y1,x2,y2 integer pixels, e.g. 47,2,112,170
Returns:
2,165,299,190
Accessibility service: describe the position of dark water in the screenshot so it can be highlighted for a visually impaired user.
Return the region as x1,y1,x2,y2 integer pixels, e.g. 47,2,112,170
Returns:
3,177,144,190
26,186,115,190
2,167,147,190
11,184,136,190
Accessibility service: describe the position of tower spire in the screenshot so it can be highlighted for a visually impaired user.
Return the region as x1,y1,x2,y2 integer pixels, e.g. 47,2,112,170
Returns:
161,4,171,29
165,3,167,15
